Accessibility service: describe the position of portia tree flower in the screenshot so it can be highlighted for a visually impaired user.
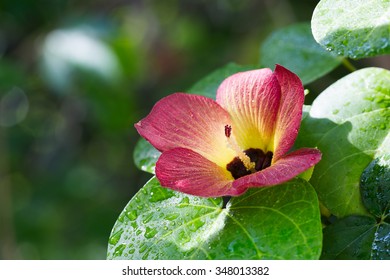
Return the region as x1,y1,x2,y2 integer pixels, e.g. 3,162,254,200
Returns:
135,65,321,197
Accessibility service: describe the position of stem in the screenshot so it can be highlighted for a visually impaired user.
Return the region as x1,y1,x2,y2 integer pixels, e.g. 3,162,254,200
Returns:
342,58,357,72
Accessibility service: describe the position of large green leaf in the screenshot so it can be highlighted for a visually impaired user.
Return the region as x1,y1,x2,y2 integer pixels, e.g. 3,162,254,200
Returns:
311,0,390,59
260,22,342,85
296,68,390,217
107,177,322,260
322,151,390,260
187,63,255,99
321,215,389,260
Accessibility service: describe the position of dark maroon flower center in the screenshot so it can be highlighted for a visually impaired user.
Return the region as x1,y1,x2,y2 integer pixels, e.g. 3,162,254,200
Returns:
226,148,273,179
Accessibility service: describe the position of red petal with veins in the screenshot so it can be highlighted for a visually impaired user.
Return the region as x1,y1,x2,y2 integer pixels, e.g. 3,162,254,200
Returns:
216,68,281,152
155,147,245,197
272,65,305,162
135,93,235,167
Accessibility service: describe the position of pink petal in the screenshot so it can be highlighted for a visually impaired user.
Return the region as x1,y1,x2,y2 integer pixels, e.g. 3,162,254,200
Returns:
232,148,322,190
135,93,236,167
156,148,246,197
272,65,305,162
216,69,281,152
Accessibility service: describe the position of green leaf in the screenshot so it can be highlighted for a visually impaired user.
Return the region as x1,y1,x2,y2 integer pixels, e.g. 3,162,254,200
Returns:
321,215,390,260
260,22,342,85
311,0,390,59
360,155,390,219
187,63,255,99
372,223,390,260
296,67,390,217
133,138,161,174
107,177,322,260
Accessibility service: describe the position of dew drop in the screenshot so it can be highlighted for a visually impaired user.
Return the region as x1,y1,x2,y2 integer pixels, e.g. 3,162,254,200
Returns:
113,243,126,256
165,213,179,221
189,219,205,232
177,197,190,208
109,229,124,245
139,244,148,253
117,213,126,223
148,186,175,202
126,210,138,221
142,213,154,224
144,227,158,239
142,252,150,260
128,248,135,254
178,230,191,244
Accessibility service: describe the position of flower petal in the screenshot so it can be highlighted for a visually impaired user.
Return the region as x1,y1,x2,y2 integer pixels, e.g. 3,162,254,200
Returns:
135,93,236,167
156,148,246,197
272,65,305,162
216,68,281,152
232,148,322,190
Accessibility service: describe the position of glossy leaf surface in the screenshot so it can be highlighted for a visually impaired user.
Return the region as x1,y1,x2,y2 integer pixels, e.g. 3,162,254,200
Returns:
107,177,322,260
360,155,390,219
312,0,390,59
296,67,390,217
322,215,389,260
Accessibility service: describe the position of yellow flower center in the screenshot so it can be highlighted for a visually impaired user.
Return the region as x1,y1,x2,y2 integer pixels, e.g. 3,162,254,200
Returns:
224,125,273,179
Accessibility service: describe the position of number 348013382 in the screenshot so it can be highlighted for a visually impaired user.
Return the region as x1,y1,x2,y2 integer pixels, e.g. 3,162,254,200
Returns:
215,266,269,276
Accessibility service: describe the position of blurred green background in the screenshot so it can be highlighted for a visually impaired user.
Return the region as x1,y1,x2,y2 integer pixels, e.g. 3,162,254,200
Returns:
0,0,388,260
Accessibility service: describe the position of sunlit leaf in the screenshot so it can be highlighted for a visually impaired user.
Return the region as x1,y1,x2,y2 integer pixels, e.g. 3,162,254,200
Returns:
311,0,390,59
296,67,390,217
107,177,322,260
260,22,342,84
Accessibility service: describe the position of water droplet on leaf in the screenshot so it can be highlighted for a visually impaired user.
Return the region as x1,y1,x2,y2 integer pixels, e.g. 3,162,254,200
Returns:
177,197,190,208
126,210,138,221
109,229,124,245
144,227,158,239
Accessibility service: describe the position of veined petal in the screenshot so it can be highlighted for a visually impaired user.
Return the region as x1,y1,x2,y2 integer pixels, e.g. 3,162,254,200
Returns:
216,69,281,152
135,93,236,167
156,148,244,197
232,148,322,190
272,65,305,162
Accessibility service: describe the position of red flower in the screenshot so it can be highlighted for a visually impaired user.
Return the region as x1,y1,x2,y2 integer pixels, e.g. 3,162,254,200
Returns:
135,65,321,197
